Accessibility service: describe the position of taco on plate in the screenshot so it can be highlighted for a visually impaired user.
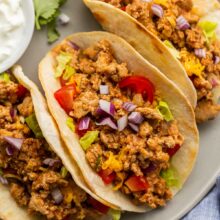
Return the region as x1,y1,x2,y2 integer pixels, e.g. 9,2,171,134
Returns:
83,0,220,122
39,31,199,212
0,66,114,220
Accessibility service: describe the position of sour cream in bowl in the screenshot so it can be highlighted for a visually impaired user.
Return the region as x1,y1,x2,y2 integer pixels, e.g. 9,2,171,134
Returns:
0,0,34,72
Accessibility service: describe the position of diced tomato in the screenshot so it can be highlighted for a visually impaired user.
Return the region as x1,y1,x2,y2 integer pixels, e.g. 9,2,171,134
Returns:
166,144,181,157
121,6,126,11
98,169,116,185
17,84,28,99
54,84,78,113
125,175,149,192
87,197,110,214
119,76,155,103
60,77,68,87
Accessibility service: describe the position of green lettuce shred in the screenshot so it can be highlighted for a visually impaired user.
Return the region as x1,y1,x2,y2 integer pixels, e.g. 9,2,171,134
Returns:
0,73,10,82
79,131,99,151
60,166,68,178
156,101,174,122
63,65,76,80
160,167,180,188
25,114,43,138
55,52,72,78
163,40,180,59
198,21,218,43
109,209,121,220
66,117,75,132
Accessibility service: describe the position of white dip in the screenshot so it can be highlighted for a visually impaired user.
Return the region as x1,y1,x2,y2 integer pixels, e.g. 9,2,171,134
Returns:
0,0,25,63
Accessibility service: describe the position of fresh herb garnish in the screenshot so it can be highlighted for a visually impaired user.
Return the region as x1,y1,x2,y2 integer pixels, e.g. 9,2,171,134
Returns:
34,0,67,43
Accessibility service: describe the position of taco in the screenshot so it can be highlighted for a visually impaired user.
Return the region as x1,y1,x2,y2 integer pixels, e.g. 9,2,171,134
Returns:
39,31,199,212
0,66,115,220
83,0,220,123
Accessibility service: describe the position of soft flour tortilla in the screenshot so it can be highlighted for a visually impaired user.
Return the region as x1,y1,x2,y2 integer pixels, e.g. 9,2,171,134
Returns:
0,66,113,220
39,32,199,212
83,0,197,108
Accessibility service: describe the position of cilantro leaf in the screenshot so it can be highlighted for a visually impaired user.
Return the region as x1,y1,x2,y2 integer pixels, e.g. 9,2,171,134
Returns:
47,20,60,43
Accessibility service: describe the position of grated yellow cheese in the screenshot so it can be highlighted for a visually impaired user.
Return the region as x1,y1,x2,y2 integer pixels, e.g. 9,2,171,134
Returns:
102,152,123,172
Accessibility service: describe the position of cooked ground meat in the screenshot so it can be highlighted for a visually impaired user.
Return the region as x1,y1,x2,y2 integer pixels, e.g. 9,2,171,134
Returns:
54,39,185,208
100,0,220,122
0,78,101,220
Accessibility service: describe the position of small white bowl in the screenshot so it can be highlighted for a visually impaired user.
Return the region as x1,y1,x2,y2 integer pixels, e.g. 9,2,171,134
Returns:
0,0,35,73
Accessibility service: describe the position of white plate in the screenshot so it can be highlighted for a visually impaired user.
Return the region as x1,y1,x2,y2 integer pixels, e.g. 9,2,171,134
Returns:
18,1,220,219
0,0,34,73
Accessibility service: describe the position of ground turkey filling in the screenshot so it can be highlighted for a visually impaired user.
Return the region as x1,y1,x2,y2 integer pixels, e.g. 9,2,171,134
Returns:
0,78,102,220
53,39,184,208
100,0,220,122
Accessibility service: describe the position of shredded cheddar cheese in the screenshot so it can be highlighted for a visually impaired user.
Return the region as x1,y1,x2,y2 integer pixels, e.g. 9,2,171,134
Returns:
102,152,123,172
180,50,205,78
154,0,168,7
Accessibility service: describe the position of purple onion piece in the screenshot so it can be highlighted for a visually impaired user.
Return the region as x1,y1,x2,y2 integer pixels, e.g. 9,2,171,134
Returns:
151,4,163,18
129,123,139,132
58,13,70,25
128,112,144,124
43,158,60,167
78,117,90,131
69,41,80,50
176,15,190,30
210,78,219,87
4,136,23,151
214,56,220,64
6,146,14,156
96,117,118,130
99,100,115,116
99,85,109,95
0,176,8,185
117,115,128,132
10,108,17,119
194,48,206,58
51,188,63,204
144,163,156,173
122,102,137,112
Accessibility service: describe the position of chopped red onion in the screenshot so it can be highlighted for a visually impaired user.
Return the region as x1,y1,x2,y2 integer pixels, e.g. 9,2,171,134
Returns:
117,115,128,131
128,112,144,124
96,117,117,130
214,56,220,64
129,123,139,132
176,15,190,30
194,48,206,58
142,0,152,2
51,188,63,204
4,136,23,151
151,4,163,18
69,41,80,50
10,108,17,119
122,102,137,112
78,117,90,130
99,100,115,116
143,163,156,173
6,146,14,156
43,158,60,167
210,78,219,87
99,85,109,95
58,13,70,25
0,176,8,185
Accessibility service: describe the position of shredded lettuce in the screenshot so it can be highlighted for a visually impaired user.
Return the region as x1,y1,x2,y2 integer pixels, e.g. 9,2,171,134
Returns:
25,114,44,138
60,166,68,178
55,52,72,78
161,167,180,188
66,117,75,132
0,73,10,82
79,131,99,151
164,40,180,59
63,65,76,80
198,21,218,43
156,101,174,122
109,209,121,220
